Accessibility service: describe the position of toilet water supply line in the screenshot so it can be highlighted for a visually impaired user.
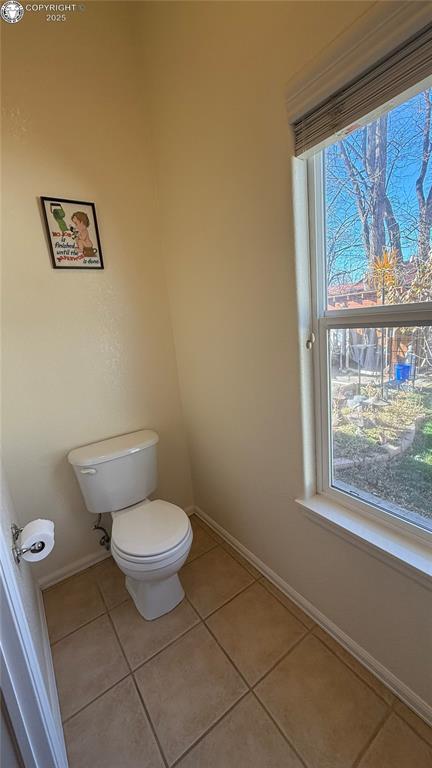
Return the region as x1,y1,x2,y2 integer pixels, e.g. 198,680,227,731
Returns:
93,514,111,550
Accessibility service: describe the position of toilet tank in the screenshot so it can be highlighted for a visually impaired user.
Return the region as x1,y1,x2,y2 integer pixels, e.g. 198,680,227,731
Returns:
68,430,159,514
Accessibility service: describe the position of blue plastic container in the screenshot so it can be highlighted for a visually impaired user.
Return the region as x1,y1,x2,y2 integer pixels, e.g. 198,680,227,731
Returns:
395,363,411,381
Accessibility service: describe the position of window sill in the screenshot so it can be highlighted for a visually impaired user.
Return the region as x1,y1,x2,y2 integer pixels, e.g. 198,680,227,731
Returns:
295,494,432,588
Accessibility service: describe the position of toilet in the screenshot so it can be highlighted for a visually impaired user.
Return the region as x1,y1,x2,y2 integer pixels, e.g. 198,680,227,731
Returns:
68,430,192,620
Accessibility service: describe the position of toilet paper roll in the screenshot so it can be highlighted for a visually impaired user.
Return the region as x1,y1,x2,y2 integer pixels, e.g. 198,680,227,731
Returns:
20,519,55,562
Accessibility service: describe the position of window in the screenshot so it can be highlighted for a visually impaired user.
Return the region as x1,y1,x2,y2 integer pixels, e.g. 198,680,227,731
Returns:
309,87,432,537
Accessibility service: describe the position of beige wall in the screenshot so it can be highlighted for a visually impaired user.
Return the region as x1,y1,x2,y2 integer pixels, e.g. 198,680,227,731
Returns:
141,1,431,706
1,2,193,582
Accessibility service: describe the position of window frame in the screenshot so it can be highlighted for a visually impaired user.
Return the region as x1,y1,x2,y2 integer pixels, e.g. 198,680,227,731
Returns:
307,151,432,546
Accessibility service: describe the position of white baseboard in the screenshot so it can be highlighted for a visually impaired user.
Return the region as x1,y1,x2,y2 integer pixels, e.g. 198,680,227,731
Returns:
194,505,432,726
35,586,64,740
38,549,111,590
184,505,195,517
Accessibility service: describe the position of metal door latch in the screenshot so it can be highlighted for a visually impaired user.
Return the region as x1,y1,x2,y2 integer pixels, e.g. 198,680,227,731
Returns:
306,333,316,350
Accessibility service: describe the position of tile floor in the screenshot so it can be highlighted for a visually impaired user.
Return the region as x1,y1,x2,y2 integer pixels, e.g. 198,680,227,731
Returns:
44,514,432,768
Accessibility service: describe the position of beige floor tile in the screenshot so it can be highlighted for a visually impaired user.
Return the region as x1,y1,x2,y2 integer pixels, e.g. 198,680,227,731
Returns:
192,514,223,543
181,547,254,617
43,571,105,643
110,598,200,669
187,516,219,562
52,615,129,720
207,582,306,684
92,557,129,609
394,701,432,747
313,626,395,705
134,623,247,765
256,634,387,768
221,541,261,578
177,694,303,768
259,577,314,629
358,713,432,768
64,677,164,768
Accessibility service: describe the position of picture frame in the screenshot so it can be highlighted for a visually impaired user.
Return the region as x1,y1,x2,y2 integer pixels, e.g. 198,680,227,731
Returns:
40,196,104,269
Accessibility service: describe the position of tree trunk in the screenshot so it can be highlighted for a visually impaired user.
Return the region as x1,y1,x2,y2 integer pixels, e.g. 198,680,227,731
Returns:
416,91,432,260
340,139,371,258
383,196,403,262
366,118,387,264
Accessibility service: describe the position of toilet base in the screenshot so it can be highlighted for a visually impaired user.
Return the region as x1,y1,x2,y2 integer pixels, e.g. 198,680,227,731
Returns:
126,573,185,621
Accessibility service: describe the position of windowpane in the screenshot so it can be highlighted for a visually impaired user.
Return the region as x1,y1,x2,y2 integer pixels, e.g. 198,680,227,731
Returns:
329,325,432,531
324,89,432,311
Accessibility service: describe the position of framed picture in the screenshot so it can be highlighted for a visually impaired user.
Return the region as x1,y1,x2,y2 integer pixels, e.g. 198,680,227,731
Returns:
40,197,104,269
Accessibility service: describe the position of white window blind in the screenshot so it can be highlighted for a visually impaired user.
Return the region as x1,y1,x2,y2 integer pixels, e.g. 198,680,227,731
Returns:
293,22,432,156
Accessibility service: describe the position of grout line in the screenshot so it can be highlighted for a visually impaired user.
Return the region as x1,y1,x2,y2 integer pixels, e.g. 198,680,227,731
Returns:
61,671,131,726
41,566,96,594
250,691,309,768
48,568,111,647
197,578,257,621
106,609,170,768
128,616,202,674
190,514,222,542
184,535,260,583
200,615,251,691
100,590,130,611
185,540,219,565
91,562,131,614
93,568,118,613
391,708,432,751
311,629,396,707
49,609,107,648
192,513,261,579
42,557,111,593
105,595,130,611
131,674,170,768
258,577,314,630
49,576,129,648
106,611,133,672
218,540,262,577
251,627,314,688
169,689,251,768
184,540,255,575
184,541,223,568
351,707,393,768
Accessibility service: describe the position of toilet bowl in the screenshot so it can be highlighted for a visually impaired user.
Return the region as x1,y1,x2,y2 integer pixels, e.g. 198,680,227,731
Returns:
110,499,192,620
68,429,193,621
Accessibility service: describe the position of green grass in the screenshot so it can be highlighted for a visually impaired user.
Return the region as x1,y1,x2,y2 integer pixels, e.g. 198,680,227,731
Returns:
412,417,432,466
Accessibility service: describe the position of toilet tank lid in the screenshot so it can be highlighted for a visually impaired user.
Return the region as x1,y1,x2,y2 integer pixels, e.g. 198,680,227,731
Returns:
67,430,159,467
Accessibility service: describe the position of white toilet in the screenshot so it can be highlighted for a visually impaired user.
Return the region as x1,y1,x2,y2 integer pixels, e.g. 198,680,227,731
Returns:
68,430,192,620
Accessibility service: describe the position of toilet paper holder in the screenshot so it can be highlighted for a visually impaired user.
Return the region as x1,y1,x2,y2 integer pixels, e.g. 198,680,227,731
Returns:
11,523,45,565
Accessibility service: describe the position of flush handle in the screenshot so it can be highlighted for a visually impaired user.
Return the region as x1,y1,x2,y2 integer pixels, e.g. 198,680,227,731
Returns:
80,468,97,475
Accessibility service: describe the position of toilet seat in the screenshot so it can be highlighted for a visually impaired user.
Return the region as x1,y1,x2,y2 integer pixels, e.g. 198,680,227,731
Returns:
111,499,190,560
111,526,192,573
